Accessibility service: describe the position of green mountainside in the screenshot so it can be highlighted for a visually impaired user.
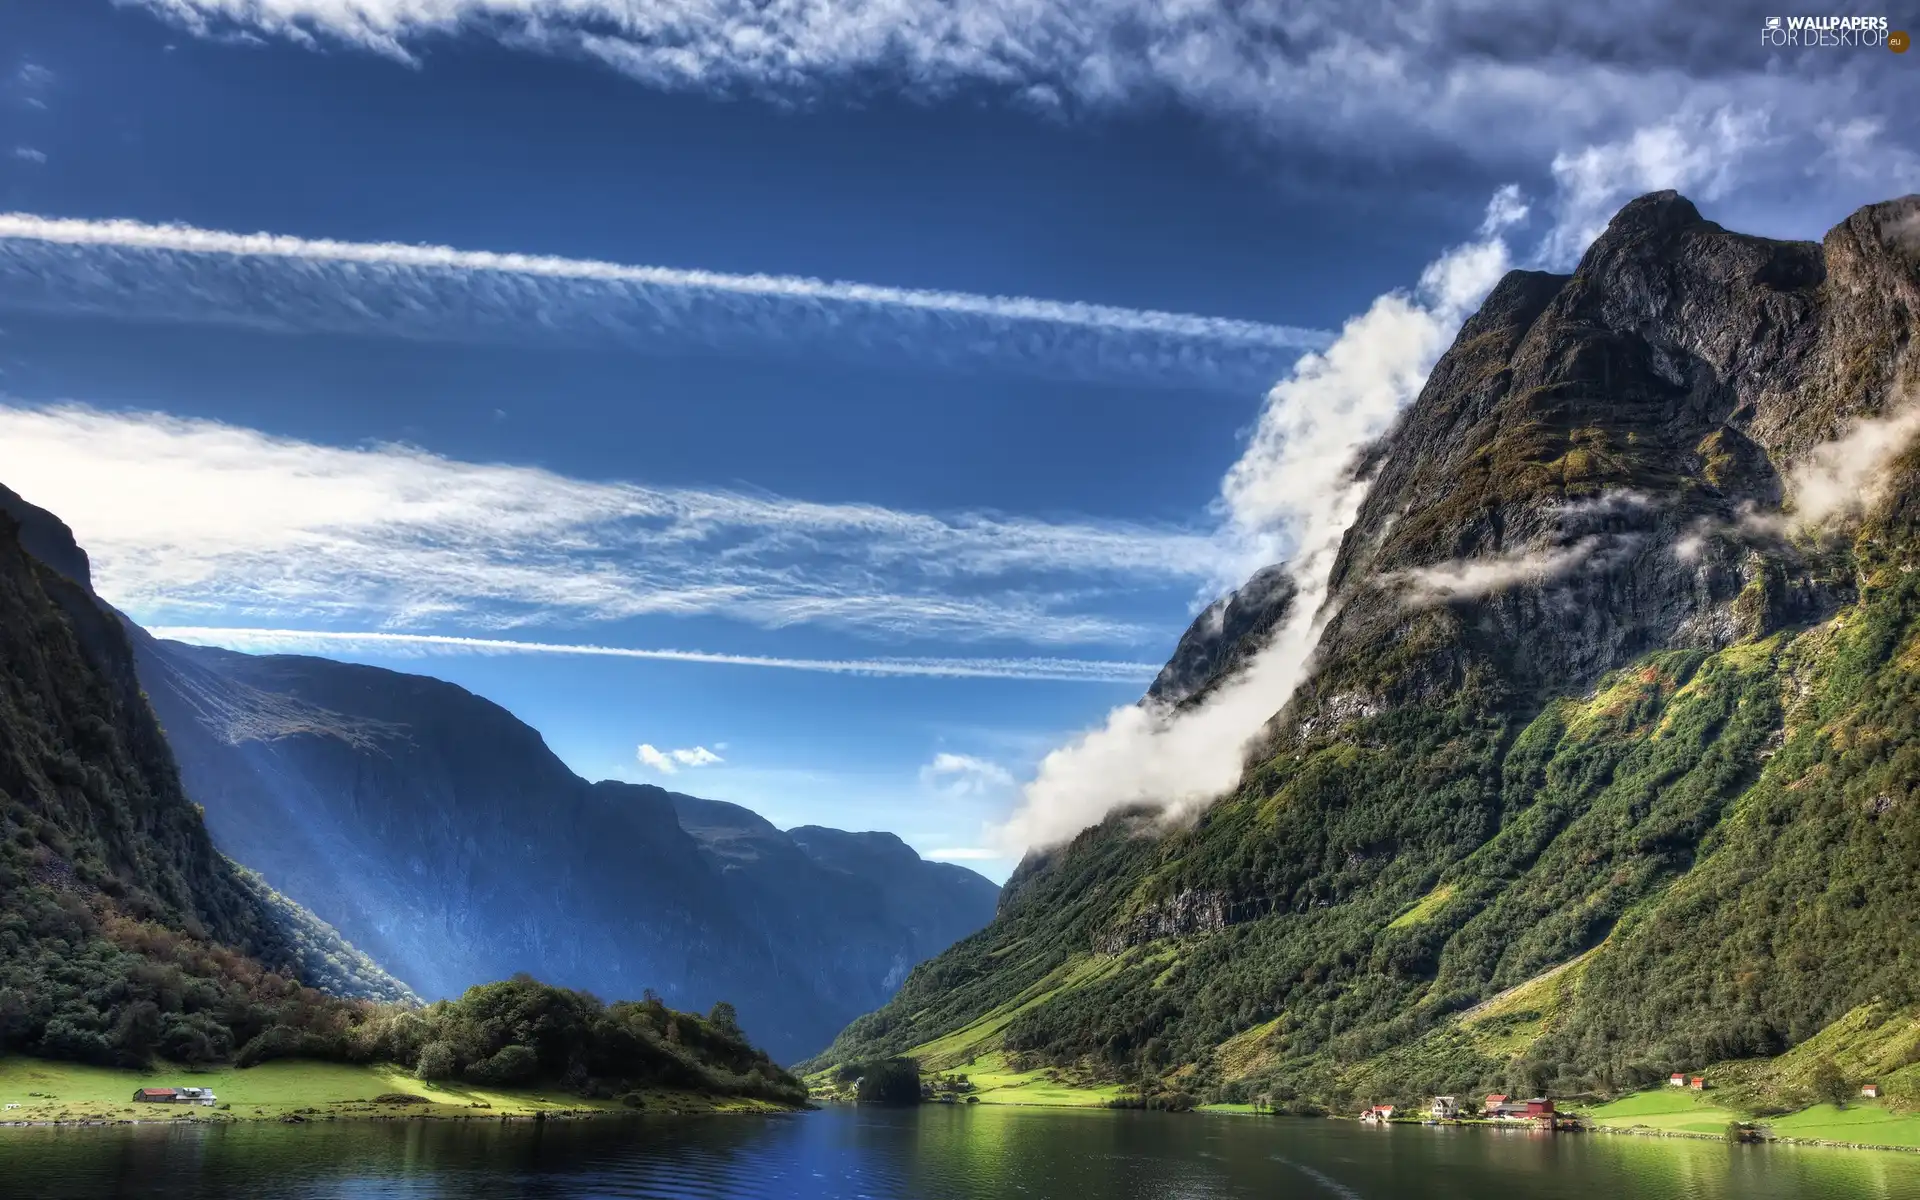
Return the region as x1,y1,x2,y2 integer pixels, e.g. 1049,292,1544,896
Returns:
810,191,1920,1113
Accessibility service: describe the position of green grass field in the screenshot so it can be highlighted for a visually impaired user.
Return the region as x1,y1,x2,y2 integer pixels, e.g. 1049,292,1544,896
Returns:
0,1056,784,1124
1586,1086,1920,1148
1585,1087,1745,1135
1767,1103,1920,1148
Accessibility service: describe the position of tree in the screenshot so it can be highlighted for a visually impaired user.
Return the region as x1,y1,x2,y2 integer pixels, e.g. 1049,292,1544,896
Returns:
708,1001,741,1038
1810,1057,1850,1108
416,1040,458,1081
856,1058,922,1106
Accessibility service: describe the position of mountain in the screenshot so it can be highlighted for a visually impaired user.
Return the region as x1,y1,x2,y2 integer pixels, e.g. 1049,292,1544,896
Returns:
813,191,1920,1110
126,632,998,1063
665,790,1001,1016
0,486,410,1067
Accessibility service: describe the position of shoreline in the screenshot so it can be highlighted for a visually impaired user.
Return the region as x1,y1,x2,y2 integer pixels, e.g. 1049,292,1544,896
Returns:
0,1056,801,1128
0,1100,805,1130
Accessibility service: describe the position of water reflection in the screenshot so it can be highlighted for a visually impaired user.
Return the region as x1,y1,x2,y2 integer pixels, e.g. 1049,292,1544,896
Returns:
1,1107,1915,1199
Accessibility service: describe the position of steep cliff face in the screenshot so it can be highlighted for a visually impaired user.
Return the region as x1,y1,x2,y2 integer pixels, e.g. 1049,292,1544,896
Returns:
129,635,997,1062
815,192,1920,1107
1299,192,1911,720
0,493,407,1065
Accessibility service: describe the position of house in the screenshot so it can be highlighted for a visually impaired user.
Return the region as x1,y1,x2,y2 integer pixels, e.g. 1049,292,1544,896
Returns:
1359,1104,1396,1124
1669,1073,1687,1087
1863,1084,1882,1099
1523,1098,1555,1118
1690,1076,1706,1091
1430,1095,1459,1119
132,1086,217,1106
1483,1093,1509,1115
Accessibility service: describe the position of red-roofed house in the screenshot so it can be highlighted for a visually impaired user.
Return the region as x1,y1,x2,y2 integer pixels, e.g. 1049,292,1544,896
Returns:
133,1088,178,1103
1483,1094,1508,1115
1690,1076,1706,1091
1863,1084,1882,1099
1669,1073,1687,1087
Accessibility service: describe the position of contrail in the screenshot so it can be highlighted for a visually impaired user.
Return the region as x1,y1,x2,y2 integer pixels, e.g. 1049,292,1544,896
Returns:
147,626,1161,684
0,213,1329,389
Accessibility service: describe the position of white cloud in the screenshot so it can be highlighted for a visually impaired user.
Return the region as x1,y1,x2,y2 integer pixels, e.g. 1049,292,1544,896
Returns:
1538,108,1771,268
996,188,1528,852
10,147,46,165
920,752,1017,795
1745,401,1920,536
1390,537,1624,607
0,403,1222,646
119,2,1914,218
0,213,1327,391
639,742,724,773
922,847,1002,862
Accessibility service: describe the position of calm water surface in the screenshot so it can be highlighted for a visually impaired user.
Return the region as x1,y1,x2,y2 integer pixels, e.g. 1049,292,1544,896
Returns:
4,1106,1918,1199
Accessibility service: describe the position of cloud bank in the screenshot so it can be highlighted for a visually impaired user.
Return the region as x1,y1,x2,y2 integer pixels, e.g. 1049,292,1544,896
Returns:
995,188,1529,851
0,403,1220,647
124,2,1913,178
146,626,1161,682
0,214,1326,391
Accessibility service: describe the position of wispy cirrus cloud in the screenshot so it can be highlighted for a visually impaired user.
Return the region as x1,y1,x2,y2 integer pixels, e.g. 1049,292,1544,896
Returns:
146,627,1162,683
0,403,1217,647
0,214,1327,391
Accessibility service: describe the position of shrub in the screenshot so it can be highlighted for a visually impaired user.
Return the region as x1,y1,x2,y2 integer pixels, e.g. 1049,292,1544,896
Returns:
416,1040,458,1081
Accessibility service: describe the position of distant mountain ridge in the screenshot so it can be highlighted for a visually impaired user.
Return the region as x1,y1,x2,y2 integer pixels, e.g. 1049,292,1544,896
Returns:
118,624,996,1063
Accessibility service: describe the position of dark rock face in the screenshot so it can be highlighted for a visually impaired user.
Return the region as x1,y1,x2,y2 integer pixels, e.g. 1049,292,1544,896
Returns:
1147,564,1297,707
128,635,997,1062
0,483,91,591
1290,191,1920,727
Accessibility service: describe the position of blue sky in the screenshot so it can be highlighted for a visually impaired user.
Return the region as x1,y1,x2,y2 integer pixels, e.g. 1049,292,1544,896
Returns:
1,1,1915,881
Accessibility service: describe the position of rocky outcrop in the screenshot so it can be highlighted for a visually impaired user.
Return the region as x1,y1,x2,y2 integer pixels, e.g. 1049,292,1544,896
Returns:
1094,889,1234,953
1147,564,1297,707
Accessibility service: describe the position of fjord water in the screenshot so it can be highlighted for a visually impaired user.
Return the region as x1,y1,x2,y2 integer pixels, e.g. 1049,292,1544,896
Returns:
4,1108,1917,1200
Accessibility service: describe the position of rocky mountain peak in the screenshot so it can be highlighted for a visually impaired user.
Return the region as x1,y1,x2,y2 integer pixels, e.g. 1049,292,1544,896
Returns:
1285,190,1919,729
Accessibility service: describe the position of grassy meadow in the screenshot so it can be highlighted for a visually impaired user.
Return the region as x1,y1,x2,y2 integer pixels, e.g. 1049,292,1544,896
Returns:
0,1056,787,1125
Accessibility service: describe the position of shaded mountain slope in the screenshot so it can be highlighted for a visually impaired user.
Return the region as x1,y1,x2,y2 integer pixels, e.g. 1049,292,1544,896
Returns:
129,636,997,1062
663,789,1000,1015
813,192,1920,1108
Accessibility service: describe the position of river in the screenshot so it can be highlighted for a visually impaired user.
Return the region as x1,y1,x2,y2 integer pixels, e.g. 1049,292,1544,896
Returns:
3,1106,1917,1198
